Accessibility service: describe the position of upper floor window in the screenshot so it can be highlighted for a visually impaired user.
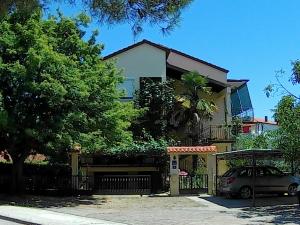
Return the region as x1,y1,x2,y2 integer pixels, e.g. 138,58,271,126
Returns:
119,78,135,99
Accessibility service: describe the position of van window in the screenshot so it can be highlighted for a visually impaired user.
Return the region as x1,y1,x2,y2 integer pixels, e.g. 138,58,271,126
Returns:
223,168,236,177
239,168,248,177
265,167,283,176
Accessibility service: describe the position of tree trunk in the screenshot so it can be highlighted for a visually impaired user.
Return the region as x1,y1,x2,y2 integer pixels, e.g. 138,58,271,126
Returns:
11,155,26,194
291,159,295,176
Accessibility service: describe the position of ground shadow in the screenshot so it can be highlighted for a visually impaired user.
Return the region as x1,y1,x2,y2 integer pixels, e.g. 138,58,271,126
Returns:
0,194,108,208
200,194,298,208
238,205,300,225
200,194,300,224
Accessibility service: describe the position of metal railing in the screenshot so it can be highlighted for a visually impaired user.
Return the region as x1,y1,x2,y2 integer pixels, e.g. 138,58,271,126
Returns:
201,125,234,141
180,125,236,146
94,175,151,194
0,175,152,195
179,174,208,194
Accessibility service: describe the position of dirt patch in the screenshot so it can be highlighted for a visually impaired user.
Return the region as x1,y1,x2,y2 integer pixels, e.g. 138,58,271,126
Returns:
91,195,203,210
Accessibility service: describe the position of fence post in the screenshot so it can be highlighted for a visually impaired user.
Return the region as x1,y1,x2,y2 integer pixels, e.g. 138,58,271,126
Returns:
70,144,81,191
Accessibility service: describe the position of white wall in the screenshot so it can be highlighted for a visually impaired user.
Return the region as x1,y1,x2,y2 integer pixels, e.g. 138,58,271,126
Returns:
204,88,231,126
111,43,167,92
251,123,278,135
107,42,233,126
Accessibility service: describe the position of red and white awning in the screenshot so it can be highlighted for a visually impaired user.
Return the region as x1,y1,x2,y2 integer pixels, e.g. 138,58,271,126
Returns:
167,146,217,154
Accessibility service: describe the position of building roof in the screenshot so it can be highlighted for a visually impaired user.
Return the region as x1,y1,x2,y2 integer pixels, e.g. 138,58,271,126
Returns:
227,79,249,82
214,149,283,160
104,39,229,73
244,118,277,125
167,146,217,154
227,79,249,89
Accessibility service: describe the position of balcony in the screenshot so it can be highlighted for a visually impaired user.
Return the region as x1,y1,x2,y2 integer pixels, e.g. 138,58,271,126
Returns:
179,125,237,146
200,125,236,143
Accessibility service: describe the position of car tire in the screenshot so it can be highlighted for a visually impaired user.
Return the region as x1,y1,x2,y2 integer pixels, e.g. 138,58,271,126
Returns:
239,186,252,199
288,184,298,196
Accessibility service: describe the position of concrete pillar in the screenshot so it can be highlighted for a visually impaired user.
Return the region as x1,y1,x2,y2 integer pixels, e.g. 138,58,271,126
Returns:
71,152,79,176
225,87,232,124
70,144,81,190
207,154,217,195
169,154,180,196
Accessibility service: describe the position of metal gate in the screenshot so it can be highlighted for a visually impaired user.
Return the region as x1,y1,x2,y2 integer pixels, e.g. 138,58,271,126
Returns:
179,174,208,194
94,175,151,194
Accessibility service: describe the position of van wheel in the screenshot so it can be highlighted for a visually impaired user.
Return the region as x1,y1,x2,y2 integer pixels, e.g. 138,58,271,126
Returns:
240,186,252,199
288,184,298,196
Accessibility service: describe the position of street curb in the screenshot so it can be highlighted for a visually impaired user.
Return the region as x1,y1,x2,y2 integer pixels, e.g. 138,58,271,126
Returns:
0,214,40,225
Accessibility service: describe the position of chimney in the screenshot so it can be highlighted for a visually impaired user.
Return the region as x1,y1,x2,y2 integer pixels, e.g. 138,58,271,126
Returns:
264,116,268,122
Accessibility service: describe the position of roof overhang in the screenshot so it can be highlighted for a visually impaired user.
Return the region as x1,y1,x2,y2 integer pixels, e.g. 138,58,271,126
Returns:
214,149,283,160
167,64,228,92
227,79,249,90
167,146,217,155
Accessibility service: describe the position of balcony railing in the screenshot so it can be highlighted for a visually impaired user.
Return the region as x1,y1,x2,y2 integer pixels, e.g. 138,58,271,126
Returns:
179,125,237,146
201,125,235,142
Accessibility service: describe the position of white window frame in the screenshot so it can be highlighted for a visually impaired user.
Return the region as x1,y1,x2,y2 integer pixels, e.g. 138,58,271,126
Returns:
119,78,135,100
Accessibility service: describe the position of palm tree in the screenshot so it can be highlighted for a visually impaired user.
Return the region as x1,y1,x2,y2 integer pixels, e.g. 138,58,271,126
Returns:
170,71,217,145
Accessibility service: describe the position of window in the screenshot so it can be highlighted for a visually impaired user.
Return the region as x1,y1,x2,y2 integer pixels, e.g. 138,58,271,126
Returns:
239,168,249,177
264,167,283,176
223,168,237,177
119,78,135,99
255,168,264,176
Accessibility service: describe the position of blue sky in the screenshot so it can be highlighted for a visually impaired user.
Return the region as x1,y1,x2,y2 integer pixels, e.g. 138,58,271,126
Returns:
49,0,300,120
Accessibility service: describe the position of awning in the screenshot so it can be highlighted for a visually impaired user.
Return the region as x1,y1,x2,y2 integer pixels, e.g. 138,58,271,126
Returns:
167,146,217,154
213,149,284,208
214,149,283,160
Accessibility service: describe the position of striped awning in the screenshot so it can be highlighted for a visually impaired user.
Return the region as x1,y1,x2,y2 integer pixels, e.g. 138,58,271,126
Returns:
167,146,217,154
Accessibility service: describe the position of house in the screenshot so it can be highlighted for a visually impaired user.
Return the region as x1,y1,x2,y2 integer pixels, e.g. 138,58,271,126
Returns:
78,40,252,194
242,117,278,135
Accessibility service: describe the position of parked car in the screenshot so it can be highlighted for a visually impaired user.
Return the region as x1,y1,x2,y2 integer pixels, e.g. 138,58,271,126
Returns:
219,166,300,199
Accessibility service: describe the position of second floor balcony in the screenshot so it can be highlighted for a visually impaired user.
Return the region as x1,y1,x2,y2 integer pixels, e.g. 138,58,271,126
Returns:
178,124,238,146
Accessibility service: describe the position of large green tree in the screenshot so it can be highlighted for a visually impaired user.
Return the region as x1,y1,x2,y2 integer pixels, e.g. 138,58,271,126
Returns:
0,0,192,35
134,79,176,139
0,11,138,192
274,96,300,174
265,60,300,173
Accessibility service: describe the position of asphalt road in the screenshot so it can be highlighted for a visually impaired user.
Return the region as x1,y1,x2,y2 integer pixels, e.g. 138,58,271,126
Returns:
0,206,125,225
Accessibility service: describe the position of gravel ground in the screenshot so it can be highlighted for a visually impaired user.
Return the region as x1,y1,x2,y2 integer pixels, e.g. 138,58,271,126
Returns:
1,194,300,225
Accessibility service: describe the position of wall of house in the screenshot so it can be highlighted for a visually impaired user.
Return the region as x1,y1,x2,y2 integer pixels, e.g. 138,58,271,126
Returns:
251,123,278,135
167,52,227,84
173,80,231,128
209,87,232,126
210,93,226,126
214,143,231,175
110,43,167,91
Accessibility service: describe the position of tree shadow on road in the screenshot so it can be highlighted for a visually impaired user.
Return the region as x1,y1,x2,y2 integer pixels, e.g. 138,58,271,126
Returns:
200,194,298,208
0,194,108,208
238,205,300,225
